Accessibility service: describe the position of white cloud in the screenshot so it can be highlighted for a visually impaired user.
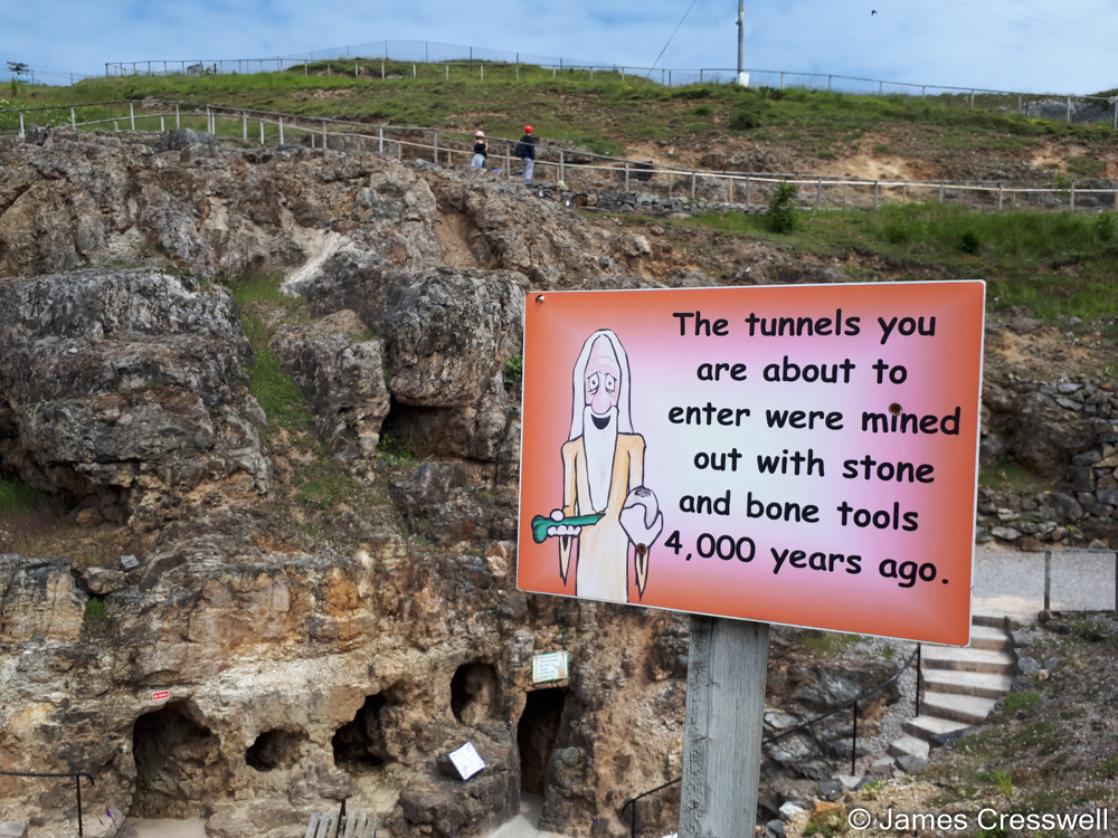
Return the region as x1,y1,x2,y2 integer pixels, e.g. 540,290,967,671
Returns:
2,0,1116,93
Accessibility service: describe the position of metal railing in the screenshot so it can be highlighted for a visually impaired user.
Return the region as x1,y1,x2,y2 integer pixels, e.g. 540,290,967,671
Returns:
0,769,95,836
620,644,921,838
1041,548,1118,614
99,39,1118,127
3,101,1116,216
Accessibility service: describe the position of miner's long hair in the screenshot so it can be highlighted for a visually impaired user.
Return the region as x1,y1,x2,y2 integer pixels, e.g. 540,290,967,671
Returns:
569,329,634,440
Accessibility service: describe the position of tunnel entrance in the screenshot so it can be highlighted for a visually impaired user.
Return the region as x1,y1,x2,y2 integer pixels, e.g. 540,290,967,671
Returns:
129,702,224,818
245,729,304,772
451,662,498,725
517,688,567,795
332,693,389,772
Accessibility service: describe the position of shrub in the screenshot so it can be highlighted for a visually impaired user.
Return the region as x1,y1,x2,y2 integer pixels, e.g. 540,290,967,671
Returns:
1095,211,1115,242
960,230,981,254
84,596,108,625
766,183,799,233
503,355,523,389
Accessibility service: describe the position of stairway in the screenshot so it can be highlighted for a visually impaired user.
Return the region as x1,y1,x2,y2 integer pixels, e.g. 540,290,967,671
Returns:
888,609,1016,764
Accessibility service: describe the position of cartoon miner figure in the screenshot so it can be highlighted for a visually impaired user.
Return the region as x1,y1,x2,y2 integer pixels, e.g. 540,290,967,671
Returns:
537,329,664,603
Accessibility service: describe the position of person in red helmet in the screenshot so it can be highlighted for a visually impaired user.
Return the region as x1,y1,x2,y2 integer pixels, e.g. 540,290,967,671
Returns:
515,124,537,183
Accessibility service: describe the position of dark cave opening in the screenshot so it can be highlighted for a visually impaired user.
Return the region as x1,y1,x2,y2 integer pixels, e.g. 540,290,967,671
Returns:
245,728,304,772
129,702,223,818
451,661,499,725
517,687,568,795
332,693,389,771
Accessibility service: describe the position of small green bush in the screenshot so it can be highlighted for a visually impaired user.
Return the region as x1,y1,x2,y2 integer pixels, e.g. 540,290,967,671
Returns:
690,104,713,117
503,355,523,389
84,596,108,625
376,432,414,463
960,230,981,254
766,183,799,233
1095,212,1115,242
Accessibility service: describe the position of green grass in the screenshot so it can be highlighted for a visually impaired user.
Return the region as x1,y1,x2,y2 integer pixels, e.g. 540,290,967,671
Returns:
677,204,1118,320
224,273,391,518
798,628,864,656
1001,691,1041,714
1101,754,1118,779
980,460,1051,491
3,66,1115,163
0,477,39,516
226,274,313,439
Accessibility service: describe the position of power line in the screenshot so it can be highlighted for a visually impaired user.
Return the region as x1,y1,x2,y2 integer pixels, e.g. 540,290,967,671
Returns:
943,0,1113,51
646,0,701,77
1001,0,1113,40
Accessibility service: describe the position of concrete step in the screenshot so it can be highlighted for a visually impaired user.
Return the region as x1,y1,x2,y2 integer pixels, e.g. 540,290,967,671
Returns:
971,608,1008,629
887,735,930,760
921,645,1015,675
920,668,1014,699
920,691,998,725
968,624,1010,652
904,714,971,744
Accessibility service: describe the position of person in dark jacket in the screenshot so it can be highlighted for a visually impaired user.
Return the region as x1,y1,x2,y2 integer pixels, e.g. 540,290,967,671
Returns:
515,124,536,183
471,130,487,169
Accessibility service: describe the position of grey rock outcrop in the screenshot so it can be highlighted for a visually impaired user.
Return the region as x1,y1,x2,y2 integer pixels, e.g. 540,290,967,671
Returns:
272,310,391,468
0,268,268,524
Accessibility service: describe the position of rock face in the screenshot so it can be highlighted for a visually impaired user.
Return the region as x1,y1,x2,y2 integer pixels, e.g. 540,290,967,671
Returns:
980,369,1118,545
2,128,1111,838
0,132,616,288
0,268,269,525
0,540,687,838
272,310,391,468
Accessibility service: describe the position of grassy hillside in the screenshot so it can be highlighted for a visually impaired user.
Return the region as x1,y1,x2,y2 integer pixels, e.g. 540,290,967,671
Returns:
4,64,1117,174
669,204,1118,320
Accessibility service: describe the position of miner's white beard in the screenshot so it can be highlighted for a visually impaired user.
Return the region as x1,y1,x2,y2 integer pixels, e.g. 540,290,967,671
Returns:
583,405,618,513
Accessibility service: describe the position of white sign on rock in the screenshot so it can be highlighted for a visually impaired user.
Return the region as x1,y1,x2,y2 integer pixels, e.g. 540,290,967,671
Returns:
448,742,486,781
531,651,570,684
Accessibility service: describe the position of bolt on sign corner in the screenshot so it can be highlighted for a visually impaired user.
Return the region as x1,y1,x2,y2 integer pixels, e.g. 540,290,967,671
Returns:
516,281,985,646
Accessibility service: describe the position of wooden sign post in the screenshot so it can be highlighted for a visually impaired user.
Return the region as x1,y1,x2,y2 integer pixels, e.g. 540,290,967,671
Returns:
517,281,985,833
681,616,769,837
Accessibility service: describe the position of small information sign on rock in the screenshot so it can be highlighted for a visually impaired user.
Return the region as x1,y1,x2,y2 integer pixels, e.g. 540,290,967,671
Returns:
447,742,486,781
531,650,570,684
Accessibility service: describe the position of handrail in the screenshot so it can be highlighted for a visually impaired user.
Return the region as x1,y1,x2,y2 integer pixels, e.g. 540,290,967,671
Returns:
5,103,1117,217
620,643,921,837
0,770,95,837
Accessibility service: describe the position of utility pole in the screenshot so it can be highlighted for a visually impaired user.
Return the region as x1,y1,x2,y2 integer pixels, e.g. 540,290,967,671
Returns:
736,0,749,87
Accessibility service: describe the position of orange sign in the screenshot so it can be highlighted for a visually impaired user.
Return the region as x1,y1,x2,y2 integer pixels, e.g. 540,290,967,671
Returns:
516,281,985,646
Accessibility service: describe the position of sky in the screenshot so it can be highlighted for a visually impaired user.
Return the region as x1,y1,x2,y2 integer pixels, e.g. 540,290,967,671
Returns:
2,0,1116,94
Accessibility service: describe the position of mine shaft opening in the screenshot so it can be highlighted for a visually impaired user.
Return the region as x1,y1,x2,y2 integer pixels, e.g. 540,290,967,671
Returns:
451,661,499,724
129,702,222,818
332,693,389,772
517,687,568,796
245,728,304,772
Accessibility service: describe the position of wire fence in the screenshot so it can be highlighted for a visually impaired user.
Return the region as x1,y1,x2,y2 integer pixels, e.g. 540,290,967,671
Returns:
97,38,1118,128
3,101,1117,215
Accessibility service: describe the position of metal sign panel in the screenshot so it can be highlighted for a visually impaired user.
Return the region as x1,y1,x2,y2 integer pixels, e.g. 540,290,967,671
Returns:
516,281,985,646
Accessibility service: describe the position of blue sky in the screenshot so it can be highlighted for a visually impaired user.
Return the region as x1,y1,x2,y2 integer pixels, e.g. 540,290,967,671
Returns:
3,0,1117,93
